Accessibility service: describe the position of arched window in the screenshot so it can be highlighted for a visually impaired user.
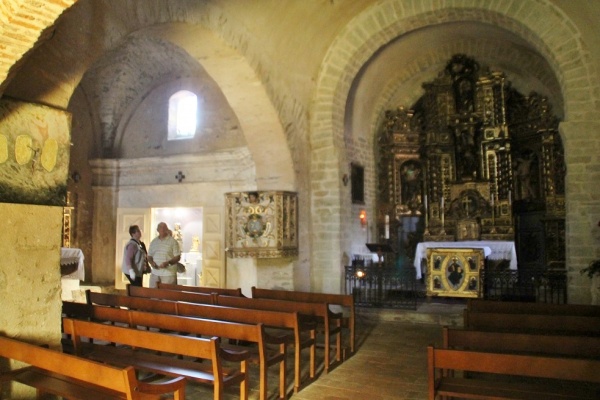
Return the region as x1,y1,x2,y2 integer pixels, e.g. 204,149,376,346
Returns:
168,90,198,140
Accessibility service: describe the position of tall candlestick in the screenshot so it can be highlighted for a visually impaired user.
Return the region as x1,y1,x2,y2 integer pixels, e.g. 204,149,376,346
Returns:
423,194,430,235
508,190,512,205
384,214,390,239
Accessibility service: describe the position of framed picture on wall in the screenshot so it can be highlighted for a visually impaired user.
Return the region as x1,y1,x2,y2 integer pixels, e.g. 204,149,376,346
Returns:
351,163,364,204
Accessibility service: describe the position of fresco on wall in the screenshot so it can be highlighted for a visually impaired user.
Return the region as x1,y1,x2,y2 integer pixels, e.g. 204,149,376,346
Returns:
0,99,71,206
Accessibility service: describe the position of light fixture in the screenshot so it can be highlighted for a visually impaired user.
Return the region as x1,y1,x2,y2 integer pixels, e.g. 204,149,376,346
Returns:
359,210,367,227
356,269,365,278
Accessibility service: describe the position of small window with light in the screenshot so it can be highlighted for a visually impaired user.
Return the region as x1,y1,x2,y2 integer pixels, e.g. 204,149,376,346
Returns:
168,90,198,140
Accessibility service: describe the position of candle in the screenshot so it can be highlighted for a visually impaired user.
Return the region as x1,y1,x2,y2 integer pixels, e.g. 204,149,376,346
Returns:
508,190,512,205
440,196,444,225
424,195,428,211
384,215,390,239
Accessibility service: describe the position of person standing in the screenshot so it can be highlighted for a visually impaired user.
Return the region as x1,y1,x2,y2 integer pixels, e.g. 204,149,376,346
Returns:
147,222,181,288
121,225,149,287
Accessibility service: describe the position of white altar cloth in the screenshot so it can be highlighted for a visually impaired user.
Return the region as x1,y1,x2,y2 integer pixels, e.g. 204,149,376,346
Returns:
61,247,85,281
414,241,517,279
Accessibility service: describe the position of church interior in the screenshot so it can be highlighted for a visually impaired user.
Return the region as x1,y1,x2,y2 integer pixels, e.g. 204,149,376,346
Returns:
1,1,600,398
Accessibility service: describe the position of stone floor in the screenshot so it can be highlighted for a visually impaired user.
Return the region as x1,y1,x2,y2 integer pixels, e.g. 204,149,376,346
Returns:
181,299,466,400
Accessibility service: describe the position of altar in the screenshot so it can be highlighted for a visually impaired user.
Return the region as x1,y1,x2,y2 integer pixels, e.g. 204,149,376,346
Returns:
413,241,517,279
60,247,85,281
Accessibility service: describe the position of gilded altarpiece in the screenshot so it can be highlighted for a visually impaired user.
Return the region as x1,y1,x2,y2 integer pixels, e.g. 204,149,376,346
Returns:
378,55,565,271
225,191,298,258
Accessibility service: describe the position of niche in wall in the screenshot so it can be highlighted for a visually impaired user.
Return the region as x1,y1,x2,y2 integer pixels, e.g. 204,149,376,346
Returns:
152,207,203,285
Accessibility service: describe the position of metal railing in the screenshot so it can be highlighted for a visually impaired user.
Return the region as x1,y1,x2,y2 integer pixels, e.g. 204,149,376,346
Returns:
344,262,567,308
481,268,567,304
344,263,418,309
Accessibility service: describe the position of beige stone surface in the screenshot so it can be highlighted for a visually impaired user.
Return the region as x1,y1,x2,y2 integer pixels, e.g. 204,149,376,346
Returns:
0,203,62,398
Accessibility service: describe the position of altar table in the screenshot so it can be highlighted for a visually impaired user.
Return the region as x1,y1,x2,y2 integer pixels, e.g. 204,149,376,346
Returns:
413,241,517,279
60,247,85,281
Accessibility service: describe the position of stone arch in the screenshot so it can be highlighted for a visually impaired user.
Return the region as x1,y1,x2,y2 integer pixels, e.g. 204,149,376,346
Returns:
2,2,295,189
0,0,77,94
309,0,595,293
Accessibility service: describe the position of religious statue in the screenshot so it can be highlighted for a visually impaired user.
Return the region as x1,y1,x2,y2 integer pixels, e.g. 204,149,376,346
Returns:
515,150,536,200
190,235,200,252
400,161,422,209
172,222,183,251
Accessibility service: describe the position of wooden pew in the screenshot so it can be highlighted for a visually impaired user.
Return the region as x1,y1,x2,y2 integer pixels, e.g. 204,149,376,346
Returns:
88,290,317,393
126,287,341,376
215,294,343,375
0,334,186,400
127,284,215,304
463,309,600,335
428,345,600,399
251,286,356,355
442,326,600,358
88,305,287,400
158,282,245,297
62,317,250,400
467,298,600,316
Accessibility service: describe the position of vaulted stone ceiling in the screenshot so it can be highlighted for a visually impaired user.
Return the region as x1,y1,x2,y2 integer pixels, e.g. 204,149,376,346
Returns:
347,20,562,146
0,1,566,152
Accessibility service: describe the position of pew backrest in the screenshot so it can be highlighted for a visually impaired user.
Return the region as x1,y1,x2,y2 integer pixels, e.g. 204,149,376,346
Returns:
443,326,600,358
428,345,600,400
91,305,266,345
127,284,215,304
467,299,600,317
0,335,186,400
88,290,179,313
158,282,245,297
463,309,600,335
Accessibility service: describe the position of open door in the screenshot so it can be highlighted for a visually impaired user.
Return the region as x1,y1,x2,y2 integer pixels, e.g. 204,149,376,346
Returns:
115,208,152,290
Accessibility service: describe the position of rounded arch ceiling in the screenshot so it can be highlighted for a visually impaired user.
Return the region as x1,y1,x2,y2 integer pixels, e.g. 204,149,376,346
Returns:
347,21,563,144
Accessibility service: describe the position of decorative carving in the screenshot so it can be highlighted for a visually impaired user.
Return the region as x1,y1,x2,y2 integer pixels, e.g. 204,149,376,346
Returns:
225,191,298,258
378,54,564,269
426,247,484,298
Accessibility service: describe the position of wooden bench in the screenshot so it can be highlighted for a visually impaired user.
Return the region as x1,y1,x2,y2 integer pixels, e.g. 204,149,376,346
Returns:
251,286,356,355
87,290,317,393
158,282,245,297
215,294,343,374
463,309,600,335
428,345,600,399
443,326,600,358
87,305,288,400
467,298,600,316
128,284,215,304
0,335,186,400
62,317,250,400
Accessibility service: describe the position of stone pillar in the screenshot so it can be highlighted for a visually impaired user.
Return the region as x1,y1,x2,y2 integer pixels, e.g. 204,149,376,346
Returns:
0,203,63,397
91,186,118,283
560,120,600,304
